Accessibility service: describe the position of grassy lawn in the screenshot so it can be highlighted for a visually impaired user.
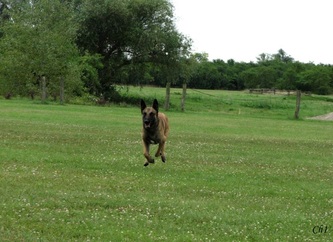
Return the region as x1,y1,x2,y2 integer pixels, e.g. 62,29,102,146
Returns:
1,89,332,241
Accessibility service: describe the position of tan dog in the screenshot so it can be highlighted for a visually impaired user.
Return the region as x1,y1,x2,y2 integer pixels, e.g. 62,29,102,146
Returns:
141,99,169,166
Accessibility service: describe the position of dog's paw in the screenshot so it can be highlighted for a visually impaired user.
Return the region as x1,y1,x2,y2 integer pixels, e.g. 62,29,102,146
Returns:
161,155,166,163
144,162,149,166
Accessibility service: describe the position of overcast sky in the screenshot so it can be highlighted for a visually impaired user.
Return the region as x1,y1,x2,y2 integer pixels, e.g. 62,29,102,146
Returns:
171,0,333,64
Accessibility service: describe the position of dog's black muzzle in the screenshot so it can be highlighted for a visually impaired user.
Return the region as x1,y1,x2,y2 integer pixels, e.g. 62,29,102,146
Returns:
143,118,156,129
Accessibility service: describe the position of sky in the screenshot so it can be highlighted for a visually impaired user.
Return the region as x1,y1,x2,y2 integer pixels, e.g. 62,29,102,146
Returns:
171,0,333,64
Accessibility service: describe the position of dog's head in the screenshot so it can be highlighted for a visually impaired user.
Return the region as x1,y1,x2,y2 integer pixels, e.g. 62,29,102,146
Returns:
141,99,159,130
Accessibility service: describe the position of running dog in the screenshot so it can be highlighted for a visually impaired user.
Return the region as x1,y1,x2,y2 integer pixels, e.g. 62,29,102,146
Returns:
141,99,169,166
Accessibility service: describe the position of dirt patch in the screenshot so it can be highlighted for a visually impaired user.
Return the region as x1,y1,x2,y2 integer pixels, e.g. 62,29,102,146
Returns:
308,112,333,121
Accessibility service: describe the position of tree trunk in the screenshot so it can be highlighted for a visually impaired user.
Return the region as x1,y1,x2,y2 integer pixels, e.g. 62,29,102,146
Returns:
60,76,65,105
181,82,187,112
294,90,301,119
41,75,47,103
164,82,171,110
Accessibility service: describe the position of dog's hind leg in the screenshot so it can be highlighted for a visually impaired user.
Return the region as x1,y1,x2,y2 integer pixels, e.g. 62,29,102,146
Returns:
161,153,166,163
161,144,166,163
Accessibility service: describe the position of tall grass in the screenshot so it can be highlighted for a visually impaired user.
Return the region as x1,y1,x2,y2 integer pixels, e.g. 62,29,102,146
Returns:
1,89,332,241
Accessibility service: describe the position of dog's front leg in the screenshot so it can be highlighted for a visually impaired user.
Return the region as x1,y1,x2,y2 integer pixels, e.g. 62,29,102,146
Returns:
143,141,155,166
155,140,166,163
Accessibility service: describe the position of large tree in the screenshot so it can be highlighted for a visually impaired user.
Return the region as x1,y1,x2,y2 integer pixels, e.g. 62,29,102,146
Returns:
76,0,191,100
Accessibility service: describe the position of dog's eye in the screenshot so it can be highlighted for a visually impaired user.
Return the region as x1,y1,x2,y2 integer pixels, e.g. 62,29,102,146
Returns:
143,112,147,116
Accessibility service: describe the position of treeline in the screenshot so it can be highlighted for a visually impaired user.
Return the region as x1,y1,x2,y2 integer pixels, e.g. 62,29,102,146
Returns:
0,1,332,103
167,50,333,95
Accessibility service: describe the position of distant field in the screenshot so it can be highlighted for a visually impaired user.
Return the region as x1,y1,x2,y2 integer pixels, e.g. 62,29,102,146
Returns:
117,86,333,118
1,88,332,241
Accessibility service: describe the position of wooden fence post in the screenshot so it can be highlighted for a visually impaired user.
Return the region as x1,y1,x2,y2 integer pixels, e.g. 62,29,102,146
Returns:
181,82,187,112
164,82,171,110
60,76,65,105
294,90,301,119
41,75,47,103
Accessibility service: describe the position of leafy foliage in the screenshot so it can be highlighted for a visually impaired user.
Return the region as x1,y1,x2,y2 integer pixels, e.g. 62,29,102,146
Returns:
0,0,82,100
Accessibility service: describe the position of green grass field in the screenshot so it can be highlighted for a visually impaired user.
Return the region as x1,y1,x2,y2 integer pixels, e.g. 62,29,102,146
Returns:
1,88,333,241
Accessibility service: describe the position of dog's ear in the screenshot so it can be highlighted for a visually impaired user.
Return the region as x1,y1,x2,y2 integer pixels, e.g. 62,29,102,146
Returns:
141,99,146,113
152,99,158,113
